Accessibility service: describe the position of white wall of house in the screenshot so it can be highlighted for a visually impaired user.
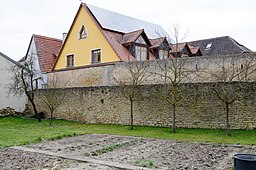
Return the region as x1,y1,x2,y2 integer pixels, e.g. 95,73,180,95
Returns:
0,53,27,112
26,37,47,89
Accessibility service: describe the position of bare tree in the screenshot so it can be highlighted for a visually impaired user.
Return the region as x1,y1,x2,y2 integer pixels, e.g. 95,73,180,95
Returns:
38,76,67,126
154,25,195,133
155,57,196,133
112,61,149,130
8,56,42,121
209,55,256,136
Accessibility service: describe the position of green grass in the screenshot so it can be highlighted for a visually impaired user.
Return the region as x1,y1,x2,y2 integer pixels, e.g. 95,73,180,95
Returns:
1,117,256,148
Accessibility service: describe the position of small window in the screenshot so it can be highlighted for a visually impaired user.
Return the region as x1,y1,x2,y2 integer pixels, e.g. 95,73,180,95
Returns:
79,25,88,39
135,46,149,61
159,50,169,59
205,43,212,50
135,36,147,45
91,49,101,64
67,54,74,67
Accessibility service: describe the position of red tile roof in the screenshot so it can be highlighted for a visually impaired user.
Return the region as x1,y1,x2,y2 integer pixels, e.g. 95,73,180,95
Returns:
170,42,188,53
102,29,135,61
122,29,144,45
149,37,166,49
188,45,201,54
33,34,62,72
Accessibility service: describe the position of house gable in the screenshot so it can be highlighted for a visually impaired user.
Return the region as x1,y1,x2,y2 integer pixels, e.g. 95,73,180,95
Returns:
0,52,27,112
54,4,120,70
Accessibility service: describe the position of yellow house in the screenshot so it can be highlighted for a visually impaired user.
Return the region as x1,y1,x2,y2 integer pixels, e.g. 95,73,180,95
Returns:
53,3,170,71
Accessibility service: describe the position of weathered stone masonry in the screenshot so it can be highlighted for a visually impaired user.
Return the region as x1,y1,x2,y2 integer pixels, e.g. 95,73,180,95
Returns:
35,82,256,130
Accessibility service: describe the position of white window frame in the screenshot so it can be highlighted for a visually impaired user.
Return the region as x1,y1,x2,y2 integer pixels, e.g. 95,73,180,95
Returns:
90,48,102,64
66,54,75,67
78,25,88,40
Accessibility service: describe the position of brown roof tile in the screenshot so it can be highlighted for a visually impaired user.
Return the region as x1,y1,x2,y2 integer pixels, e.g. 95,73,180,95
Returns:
122,29,144,45
170,42,188,53
102,29,135,61
33,34,62,72
188,45,200,54
149,37,166,49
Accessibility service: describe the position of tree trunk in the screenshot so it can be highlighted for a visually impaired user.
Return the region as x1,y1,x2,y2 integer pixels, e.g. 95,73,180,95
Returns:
172,103,176,133
50,111,53,126
225,102,231,136
27,93,41,122
130,99,134,130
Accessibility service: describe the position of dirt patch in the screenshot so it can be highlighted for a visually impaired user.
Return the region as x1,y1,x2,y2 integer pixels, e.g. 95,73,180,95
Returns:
0,148,118,170
1,134,256,169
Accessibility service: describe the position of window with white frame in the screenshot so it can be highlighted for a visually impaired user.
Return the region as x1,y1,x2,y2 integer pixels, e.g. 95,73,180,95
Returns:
67,54,74,67
135,46,148,61
159,50,169,59
91,49,101,64
79,25,88,39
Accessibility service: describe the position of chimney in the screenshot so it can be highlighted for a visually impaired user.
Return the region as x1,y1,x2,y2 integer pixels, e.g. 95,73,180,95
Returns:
62,33,67,43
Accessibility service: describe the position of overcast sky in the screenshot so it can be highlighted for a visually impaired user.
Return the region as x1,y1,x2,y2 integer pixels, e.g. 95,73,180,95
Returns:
0,0,255,61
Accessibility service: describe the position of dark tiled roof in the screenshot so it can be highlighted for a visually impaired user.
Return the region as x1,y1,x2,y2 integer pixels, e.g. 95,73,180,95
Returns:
33,35,62,72
0,52,18,65
187,36,252,56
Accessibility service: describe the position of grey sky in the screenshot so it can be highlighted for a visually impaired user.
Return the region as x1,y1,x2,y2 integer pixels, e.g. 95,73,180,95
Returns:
0,0,255,60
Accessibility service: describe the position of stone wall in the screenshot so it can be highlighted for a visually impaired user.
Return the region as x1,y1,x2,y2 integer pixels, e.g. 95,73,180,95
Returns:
35,82,256,130
48,53,256,88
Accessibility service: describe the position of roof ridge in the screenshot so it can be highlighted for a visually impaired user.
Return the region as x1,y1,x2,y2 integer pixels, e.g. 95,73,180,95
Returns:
0,52,18,65
188,36,230,43
33,34,62,42
87,4,163,27
124,29,144,35
149,37,165,40
228,36,251,52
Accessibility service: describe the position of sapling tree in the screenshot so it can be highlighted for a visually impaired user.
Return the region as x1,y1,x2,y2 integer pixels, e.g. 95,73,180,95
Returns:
112,61,150,130
154,24,195,133
38,76,67,126
209,55,256,136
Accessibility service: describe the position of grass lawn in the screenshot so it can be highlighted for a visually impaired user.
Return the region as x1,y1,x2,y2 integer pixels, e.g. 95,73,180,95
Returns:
1,117,256,148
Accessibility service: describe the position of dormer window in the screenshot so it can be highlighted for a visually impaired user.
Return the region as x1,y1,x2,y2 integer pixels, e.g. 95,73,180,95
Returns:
79,25,88,39
133,35,149,61
159,50,169,59
136,36,147,45
135,46,148,61
205,43,212,50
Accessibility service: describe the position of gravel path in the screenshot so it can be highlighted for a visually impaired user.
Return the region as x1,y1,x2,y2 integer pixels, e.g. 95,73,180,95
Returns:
1,134,255,169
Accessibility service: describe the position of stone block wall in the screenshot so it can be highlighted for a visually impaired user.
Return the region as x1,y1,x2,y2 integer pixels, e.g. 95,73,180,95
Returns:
35,82,256,130
48,53,256,88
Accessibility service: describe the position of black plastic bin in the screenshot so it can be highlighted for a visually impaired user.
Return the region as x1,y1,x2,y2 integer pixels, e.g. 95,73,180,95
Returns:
234,154,256,170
